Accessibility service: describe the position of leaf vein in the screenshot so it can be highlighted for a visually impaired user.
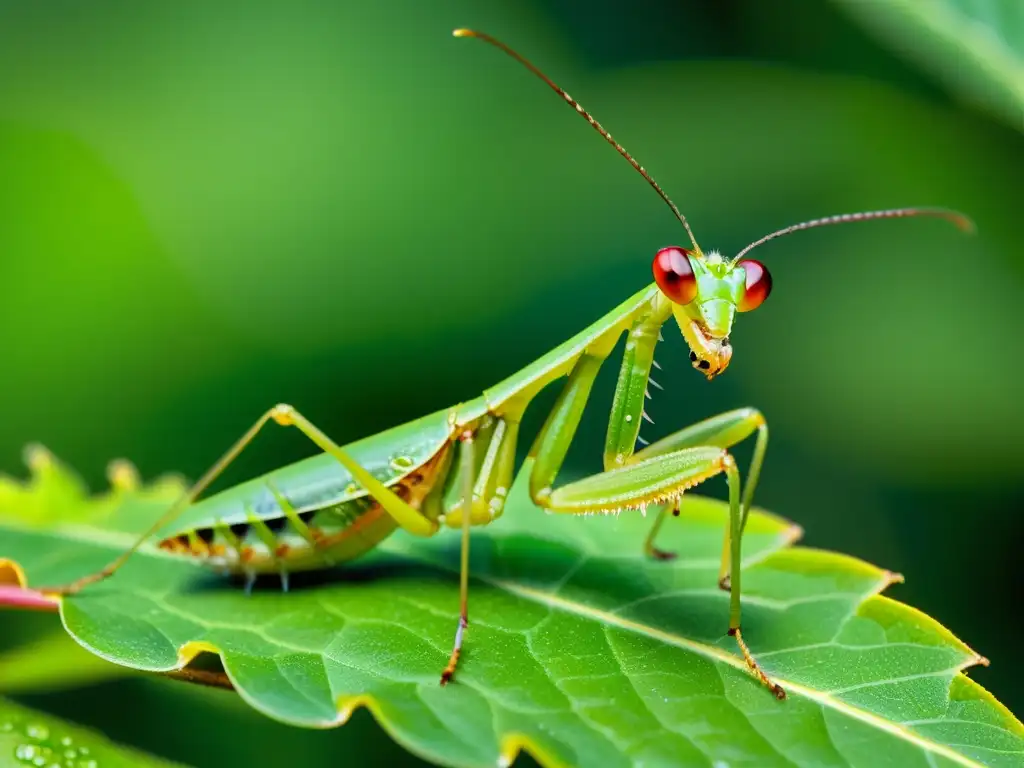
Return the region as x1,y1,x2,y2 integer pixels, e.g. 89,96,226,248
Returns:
826,668,962,695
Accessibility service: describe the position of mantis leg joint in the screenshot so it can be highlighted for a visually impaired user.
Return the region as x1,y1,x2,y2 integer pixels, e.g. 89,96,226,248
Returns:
720,452,737,472
270,404,296,426
531,487,552,506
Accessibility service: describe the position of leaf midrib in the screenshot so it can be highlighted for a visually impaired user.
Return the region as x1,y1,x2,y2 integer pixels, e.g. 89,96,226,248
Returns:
489,576,986,768
4,513,990,766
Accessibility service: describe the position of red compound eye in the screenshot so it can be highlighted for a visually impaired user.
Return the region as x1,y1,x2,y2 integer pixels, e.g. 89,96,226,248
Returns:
736,259,772,312
653,247,697,305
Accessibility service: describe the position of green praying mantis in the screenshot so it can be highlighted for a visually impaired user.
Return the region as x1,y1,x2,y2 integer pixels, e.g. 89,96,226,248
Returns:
42,29,974,700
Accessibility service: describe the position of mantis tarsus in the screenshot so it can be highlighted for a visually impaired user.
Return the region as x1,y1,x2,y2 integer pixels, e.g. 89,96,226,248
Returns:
44,29,974,699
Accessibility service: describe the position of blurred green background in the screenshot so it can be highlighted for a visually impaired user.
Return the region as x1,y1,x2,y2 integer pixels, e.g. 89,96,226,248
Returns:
2,1,1021,766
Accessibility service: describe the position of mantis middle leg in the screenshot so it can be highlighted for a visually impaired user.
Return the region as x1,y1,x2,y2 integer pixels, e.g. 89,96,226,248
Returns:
441,429,476,685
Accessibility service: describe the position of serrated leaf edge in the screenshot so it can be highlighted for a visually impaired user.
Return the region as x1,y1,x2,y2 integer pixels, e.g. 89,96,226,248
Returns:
3,449,1021,768
0,547,1005,768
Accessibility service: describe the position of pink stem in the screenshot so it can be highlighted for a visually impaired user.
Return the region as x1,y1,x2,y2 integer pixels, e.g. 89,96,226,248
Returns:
0,584,58,613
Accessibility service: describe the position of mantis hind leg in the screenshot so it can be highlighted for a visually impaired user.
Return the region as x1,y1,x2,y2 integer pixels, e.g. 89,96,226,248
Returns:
45,404,440,597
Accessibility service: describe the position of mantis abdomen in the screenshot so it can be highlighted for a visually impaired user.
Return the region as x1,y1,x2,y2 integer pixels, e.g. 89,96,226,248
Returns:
153,402,520,580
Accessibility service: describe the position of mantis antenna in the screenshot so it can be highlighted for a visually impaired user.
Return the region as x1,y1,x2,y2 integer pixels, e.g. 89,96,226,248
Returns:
732,207,976,265
453,28,702,255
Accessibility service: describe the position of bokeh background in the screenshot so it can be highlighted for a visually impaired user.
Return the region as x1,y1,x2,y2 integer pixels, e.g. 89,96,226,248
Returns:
2,1,1021,766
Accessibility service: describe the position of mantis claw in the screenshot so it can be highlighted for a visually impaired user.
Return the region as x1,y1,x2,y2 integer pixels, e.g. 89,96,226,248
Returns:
649,547,677,561
440,616,468,686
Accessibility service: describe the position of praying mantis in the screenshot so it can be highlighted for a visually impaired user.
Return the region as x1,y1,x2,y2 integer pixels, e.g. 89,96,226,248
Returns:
41,29,974,700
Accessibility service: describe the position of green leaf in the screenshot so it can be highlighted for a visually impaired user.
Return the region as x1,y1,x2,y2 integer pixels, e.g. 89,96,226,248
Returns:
832,0,1024,130
0,695,184,767
2,449,1022,768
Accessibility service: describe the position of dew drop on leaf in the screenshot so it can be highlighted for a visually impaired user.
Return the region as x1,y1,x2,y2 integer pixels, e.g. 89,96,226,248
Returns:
389,455,414,472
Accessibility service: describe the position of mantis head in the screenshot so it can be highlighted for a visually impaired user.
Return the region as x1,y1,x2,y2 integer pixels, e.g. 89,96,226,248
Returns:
649,207,973,381
452,28,976,382
653,247,770,380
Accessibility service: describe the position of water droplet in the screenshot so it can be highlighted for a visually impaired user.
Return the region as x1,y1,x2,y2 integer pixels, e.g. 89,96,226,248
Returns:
58,738,73,748
77,746,89,756
1,721,15,732
77,760,97,768
389,455,414,472
25,724,49,742
33,754,48,767
14,744,37,762
63,749,78,760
